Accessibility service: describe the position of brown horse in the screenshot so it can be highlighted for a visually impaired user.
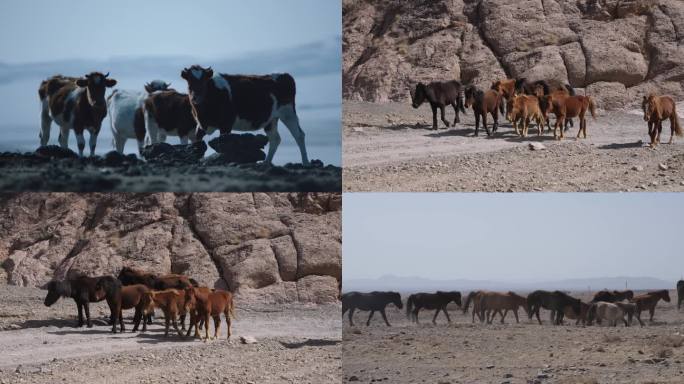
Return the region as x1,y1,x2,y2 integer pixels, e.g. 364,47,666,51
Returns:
145,288,196,337
591,290,634,303
114,284,152,332
642,94,682,148
478,291,528,324
549,95,596,139
464,86,502,136
405,291,462,324
187,288,236,340
462,290,485,323
632,290,670,322
506,94,547,137
561,301,591,325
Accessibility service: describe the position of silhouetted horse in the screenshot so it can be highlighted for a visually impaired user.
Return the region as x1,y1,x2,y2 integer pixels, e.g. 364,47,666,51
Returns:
464,85,502,136
342,291,403,326
527,290,582,325
44,275,122,332
642,94,682,148
410,81,466,129
678,280,684,310
591,290,634,303
406,291,462,324
632,290,670,322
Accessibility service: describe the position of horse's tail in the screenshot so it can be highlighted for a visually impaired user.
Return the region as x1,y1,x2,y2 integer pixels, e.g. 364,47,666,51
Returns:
229,295,237,319
588,96,597,119
564,83,576,96
406,295,414,319
673,104,683,137
463,292,473,314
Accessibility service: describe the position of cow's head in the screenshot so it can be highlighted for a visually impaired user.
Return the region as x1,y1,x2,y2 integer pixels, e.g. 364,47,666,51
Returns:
181,65,213,104
76,72,117,108
144,80,172,94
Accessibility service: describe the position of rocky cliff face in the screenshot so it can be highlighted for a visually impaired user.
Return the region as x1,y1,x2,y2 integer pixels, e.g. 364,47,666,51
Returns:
343,0,684,109
0,193,341,304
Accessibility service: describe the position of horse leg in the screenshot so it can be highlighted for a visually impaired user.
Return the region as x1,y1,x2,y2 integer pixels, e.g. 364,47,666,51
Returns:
444,308,451,323
414,308,420,324
366,310,375,326
483,113,491,136
380,309,391,327
657,121,663,144
164,315,170,337
431,105,438,129
669,115,676,144
348,307,355,326
500,309,508,324
451,102,460,125
492,109,499,133
76,302,84,327
132,308,141,332
649,307,655,322
212,315,220,340
535,308,542,325
514,309,519,323
648,121,657,148
84,303,93,328
474,113,480,136
440,106,449,128
432,309,439,325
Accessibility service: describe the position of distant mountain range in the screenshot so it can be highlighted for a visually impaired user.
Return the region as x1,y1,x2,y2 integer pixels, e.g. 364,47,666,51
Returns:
0,36,341,84
343,275,676,293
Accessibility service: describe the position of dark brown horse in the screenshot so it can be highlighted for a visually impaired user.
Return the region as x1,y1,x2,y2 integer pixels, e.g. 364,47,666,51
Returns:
44,275,122,332
678,280,684,310
464,86,502,136
642,94,682,148
591,290,634,303
342,291,403,326
632,290,671,322
410,81,466,129
97,283,152,332
478,291,528,324
549,95,596,139
405,291,462,324
526,290,582,325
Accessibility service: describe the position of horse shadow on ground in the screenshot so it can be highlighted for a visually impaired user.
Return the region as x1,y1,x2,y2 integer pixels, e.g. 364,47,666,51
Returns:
134,331,199,344
502,133,559,143
598,141,645,150
18,318,108,330
379,123,436,131
279,339,340,349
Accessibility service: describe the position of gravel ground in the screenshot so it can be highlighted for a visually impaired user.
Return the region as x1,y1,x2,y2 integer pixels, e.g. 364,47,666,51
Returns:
0,285,341,384
342,290,684,384
343,101,684,192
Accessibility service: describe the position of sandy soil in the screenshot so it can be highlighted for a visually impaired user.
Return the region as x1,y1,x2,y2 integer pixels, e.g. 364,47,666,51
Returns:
0,154,341,192
343,102,684,192
343,290,684,384
0,285,341,384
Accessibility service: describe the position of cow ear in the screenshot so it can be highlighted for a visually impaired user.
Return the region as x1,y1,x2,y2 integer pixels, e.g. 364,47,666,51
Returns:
144,84,153,93
76,78,88,87
205,68,214,78
105,78,117,87
181,70,189,80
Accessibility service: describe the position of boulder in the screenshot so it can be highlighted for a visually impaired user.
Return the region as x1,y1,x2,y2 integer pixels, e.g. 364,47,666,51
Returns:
586,81,629,110
270,235,298,281
296,275,340,304
213,239,281,290
207,133,268,164
141,141,207,163
35,145,78,159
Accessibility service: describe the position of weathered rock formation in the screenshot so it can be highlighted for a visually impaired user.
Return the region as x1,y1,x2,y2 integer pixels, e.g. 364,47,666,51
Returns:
343,0,684,109
0,193,341,304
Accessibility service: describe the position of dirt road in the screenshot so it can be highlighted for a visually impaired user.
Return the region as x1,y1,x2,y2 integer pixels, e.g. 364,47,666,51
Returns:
0,285,341,384
343,102,684,192
343,290,684,384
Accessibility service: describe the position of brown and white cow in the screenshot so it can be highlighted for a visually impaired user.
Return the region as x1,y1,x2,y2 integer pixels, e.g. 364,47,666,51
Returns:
180,65,309,165
39,72,117,157
143,89,197,145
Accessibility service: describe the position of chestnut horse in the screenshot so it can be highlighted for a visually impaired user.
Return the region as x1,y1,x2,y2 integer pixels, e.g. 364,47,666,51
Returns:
405,291,462,324
506,94,548,137
478,291,528,324
462,290,485,323
464,86,502,136
632,290,670,322
186,288,236,340
549,95,596,139
342,291,403,326
642,94,682,148
96,283,152,333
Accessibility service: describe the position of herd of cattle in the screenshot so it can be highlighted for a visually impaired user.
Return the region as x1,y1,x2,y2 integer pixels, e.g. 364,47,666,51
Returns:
410,78,682,148
342,280,684,327
43,267,234,340
37,65,310,165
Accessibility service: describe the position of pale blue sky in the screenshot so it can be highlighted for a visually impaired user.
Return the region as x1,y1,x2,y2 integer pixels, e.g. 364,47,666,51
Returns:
0,0,341,63
343,193,684,282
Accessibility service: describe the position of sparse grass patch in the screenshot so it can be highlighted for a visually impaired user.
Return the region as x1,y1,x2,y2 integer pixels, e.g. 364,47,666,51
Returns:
602,334,622,343
653,347,673,359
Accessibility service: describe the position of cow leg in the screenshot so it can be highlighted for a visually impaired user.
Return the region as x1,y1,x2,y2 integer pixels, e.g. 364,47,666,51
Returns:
88,129,98,157
264,120,281,165
114,134,126,154
280,106,310,166
348,307,355,326
431,105,438,129
58,126,70,149
143,109,159,144
40,100,52,146
75,131,86,157
432,309,440,324
366,310,375,326
179,136,189,145
380,309,391,327
451,102,460,125
440,106,449,128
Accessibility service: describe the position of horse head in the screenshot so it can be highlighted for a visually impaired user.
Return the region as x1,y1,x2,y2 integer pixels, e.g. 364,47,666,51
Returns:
44,280,69,307
390,291,403,309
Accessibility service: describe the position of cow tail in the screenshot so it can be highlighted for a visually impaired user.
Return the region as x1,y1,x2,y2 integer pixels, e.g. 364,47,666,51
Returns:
406,295,414,319
673,104,683,137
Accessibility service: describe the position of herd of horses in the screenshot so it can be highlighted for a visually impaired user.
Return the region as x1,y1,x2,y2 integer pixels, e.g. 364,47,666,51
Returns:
43,267,235,340
410,77,682,148
342,281,684,328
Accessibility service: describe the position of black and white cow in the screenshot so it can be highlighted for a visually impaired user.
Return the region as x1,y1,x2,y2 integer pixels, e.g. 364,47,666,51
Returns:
180,65,309,165
39,72,117,157
107,80,171,154
143,89,197,145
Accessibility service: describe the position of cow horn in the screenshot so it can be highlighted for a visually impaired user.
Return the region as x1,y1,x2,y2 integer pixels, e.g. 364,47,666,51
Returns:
207,66,212,71
104,72,110,78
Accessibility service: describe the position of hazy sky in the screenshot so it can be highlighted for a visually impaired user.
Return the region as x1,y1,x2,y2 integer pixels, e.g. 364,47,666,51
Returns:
343,193,684,282
0,0,340,63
